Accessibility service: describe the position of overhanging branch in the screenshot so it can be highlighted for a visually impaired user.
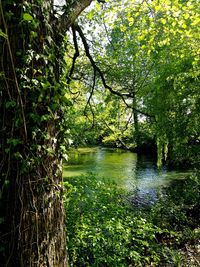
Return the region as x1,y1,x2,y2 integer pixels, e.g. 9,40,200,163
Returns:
84,69,96,116
74,24,132,98
67,25,80,84
74,23,153,118
84,69,96,129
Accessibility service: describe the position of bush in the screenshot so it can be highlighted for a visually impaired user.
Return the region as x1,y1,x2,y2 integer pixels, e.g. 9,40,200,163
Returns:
150,173,200,231
64,174,181,267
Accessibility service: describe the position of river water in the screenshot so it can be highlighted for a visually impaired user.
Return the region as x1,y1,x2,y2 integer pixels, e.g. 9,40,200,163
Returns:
64,147,190,205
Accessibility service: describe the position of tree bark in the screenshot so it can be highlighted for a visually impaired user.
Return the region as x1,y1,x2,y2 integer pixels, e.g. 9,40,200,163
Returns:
0,0,93,266
132,95,140,148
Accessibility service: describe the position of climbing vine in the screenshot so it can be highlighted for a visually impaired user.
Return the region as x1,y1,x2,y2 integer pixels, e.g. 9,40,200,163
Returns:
0,0,94,265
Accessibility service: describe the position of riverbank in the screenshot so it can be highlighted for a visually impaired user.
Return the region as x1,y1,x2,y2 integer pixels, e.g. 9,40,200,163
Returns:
64,172,200,266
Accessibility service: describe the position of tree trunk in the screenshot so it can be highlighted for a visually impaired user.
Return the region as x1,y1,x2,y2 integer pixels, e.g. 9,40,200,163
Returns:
0,1,67,266
132,96,140,147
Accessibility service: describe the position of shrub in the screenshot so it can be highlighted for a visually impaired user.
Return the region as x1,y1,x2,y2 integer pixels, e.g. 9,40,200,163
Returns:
64,174,174,266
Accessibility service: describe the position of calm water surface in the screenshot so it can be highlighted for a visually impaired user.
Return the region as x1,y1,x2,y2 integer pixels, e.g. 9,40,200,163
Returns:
64,147,190,204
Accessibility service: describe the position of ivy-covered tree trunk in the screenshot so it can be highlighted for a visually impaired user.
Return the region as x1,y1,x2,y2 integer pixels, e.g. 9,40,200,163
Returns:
0,1,67,266
0,0,92,265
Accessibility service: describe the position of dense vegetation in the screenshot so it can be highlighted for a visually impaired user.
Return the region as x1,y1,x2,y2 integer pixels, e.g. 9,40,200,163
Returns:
0,0,199,266
0,0,92,265
66,0,200,167
65,173,200,266
63,1,200,266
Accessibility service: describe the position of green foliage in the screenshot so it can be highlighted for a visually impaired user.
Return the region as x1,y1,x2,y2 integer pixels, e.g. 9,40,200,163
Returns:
70,0,200,166
64,174,189,267
0,29,7,39
0,1,71,263
22,13,33,21
150,173,200,231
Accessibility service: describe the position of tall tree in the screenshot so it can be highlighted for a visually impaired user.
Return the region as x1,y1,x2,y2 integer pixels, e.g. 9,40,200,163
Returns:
76,0,199,163
0,0,93,266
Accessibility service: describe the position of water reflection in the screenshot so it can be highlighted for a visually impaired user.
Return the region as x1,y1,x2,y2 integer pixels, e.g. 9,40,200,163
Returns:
64,147,190,204
65,147,138,183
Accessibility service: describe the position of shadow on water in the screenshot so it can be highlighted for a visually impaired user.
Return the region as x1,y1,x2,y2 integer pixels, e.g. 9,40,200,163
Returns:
64,147,191,206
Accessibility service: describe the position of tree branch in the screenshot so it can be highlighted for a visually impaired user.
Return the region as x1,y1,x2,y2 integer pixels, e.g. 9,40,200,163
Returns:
74,23,154,118
84,69,96,116
58,0,93,32
102,16,116,51
74,24,132,97
67,25,80,84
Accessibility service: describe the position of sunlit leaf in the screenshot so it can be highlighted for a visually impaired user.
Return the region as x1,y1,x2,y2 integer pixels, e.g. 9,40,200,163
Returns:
23,13,33,21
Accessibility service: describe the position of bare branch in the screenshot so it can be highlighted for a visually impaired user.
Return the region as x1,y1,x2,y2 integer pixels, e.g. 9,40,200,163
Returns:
74,23,154,118
84,69,96,116
123,113,133,133
83,69,96,130
74,24,132,97
67,25,80,84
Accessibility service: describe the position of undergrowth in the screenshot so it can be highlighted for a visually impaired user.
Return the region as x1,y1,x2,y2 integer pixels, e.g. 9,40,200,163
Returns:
64,172,200,266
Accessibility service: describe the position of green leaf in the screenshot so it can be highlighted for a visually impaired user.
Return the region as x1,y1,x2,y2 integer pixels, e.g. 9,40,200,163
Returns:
7,138,21,147
23,13,33,21
87,10,95,21
0,29,7,39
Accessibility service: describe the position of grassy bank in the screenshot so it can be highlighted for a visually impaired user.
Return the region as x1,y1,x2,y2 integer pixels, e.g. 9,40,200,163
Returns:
64,173,200,266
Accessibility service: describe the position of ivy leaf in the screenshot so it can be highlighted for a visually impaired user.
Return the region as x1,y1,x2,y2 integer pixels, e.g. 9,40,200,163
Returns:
7,138,21,147
23,13,33,21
